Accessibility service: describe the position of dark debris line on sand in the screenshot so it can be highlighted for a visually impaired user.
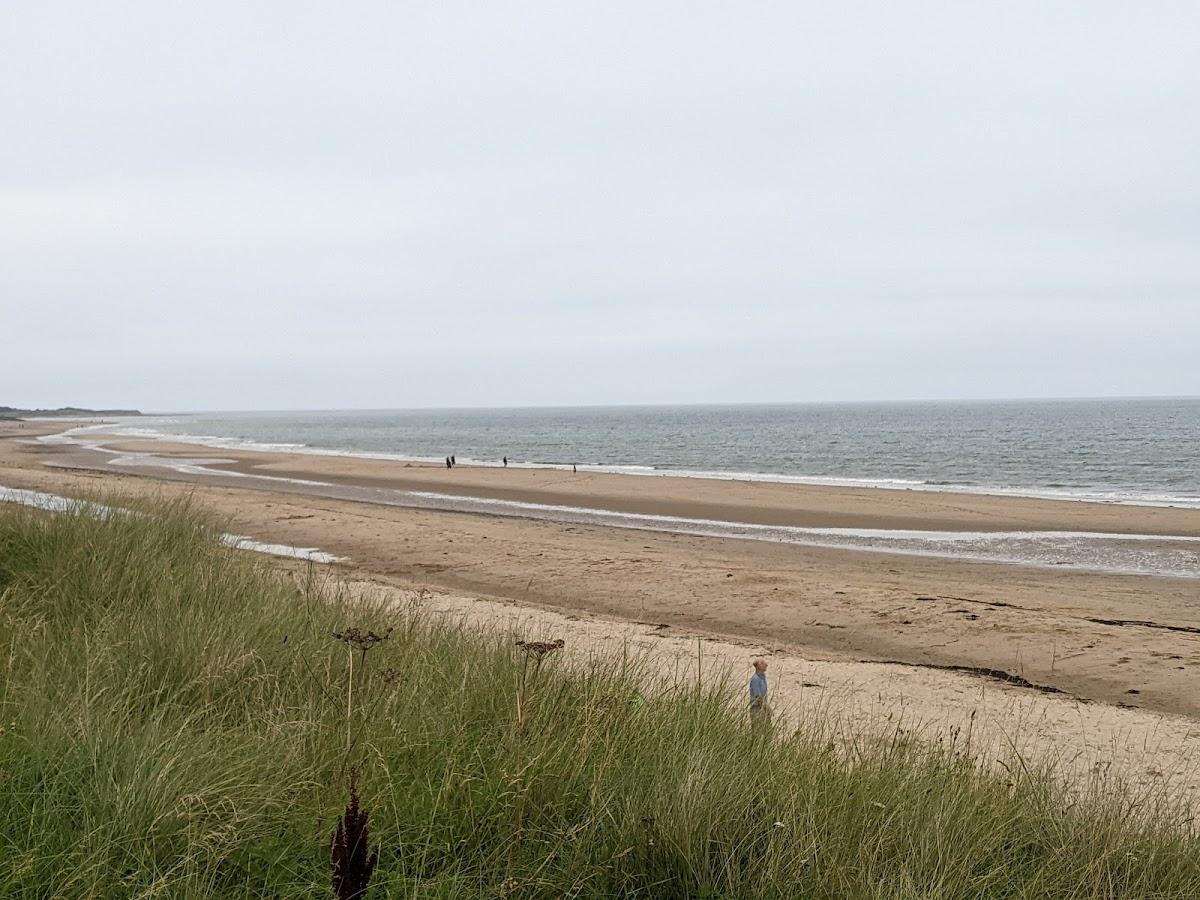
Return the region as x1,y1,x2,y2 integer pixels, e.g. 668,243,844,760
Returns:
1084,617,1200,635
872,659,1073,698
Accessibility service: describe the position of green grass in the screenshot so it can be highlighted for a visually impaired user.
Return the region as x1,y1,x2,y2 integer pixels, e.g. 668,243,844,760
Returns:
1,495,1198,898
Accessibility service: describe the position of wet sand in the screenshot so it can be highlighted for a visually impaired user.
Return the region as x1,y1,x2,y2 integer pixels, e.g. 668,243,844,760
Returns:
3,420,1200,800
88,434,1200,537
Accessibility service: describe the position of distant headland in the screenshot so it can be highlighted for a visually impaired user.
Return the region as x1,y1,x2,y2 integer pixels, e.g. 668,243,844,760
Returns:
0,406,143,419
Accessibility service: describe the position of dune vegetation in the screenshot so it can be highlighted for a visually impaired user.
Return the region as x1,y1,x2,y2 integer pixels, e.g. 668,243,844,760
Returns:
1,495,1198,898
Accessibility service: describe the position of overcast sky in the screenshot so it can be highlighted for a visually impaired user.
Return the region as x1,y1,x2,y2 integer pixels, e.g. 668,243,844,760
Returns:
3,2,1198,411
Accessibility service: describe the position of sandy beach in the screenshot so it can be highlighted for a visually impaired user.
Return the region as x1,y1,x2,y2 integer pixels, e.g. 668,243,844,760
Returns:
59,433,1200,536
9,10,1200,889
3,420,1200,802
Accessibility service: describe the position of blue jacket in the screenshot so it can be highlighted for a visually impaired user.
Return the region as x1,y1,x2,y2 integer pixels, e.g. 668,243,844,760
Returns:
749,672,768,706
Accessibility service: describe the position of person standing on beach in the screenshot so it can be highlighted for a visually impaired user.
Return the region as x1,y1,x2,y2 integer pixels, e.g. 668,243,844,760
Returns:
445,456,452,469
749,659,769,716
451,455,456,466
502,456,508,467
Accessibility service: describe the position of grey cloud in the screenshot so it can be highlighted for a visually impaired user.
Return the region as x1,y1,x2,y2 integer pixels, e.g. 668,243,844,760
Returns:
2,1,1198,410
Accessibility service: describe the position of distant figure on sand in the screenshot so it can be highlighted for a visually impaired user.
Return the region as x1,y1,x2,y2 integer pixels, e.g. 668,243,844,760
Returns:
503,456,508,467
573,464,577,473
445,456,451,469
451,455,456,466
749,659,768,716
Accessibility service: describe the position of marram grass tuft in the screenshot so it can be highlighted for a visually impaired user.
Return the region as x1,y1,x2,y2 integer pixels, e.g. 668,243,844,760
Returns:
1,494,1198,897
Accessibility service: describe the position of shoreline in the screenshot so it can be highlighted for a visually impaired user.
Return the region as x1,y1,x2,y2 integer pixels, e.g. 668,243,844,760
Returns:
4,419,1200,722
17,425,1200,578
64,419,1200,509
32,423,1200,539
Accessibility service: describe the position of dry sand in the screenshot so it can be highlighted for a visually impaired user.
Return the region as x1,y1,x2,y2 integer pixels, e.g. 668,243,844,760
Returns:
3,420,1200,803
351,576,1200,807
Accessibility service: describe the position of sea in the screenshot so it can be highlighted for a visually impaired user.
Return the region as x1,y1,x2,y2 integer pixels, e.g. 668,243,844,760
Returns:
108,397,1198,507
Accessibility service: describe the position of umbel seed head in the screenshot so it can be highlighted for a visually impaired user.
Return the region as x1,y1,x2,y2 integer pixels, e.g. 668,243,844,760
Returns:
333,626,394,653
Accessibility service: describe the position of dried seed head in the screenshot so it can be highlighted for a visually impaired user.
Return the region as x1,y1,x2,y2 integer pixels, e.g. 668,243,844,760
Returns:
333,626,394,653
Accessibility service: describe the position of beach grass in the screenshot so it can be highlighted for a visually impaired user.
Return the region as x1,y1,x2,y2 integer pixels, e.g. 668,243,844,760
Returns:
1,495,1199,898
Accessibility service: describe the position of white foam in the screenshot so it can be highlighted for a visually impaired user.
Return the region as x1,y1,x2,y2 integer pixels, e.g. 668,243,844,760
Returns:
403,490,1200,578
0,487,98,515
0,486,347,563
406,490,1166,540
38,426,334,485
218,534,344,563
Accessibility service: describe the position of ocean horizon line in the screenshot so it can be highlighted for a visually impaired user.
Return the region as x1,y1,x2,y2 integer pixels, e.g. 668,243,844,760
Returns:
124,393,1200,417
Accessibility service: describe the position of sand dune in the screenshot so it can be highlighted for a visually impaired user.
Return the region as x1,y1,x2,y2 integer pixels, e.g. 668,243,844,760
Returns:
3,419,1200,803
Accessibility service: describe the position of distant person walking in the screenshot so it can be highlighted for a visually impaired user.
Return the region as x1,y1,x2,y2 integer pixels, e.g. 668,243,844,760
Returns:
749,659,769,717
451,455,456,466
502,456,508,467
572,464,577,473
445,456,452,469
